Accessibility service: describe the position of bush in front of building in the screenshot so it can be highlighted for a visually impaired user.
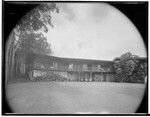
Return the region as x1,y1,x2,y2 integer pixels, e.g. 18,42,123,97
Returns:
113,52,147,83
130,61,147,83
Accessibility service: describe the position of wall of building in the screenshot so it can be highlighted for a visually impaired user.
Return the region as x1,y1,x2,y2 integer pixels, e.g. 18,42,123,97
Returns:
106,74,114,82
25,53,116,82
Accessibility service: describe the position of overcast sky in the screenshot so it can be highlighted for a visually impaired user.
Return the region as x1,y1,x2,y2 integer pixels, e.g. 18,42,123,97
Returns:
45,3,146,60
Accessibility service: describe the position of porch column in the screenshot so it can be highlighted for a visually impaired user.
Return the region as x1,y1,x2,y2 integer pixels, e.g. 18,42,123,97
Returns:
78,72,81,81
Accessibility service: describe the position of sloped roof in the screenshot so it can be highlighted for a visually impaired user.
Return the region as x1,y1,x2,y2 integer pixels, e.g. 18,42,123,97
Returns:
16,50,147,65
31,52,114,65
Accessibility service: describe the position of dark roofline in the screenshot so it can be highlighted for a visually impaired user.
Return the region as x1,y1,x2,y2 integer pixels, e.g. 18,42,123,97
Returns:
32,53,114,64
52,55,113,63
16,50,147,64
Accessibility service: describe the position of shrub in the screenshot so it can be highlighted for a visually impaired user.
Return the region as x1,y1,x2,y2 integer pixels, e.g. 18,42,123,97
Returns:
113,52,147,83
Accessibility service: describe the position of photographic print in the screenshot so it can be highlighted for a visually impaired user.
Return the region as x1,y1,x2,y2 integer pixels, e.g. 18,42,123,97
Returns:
3,1,148,115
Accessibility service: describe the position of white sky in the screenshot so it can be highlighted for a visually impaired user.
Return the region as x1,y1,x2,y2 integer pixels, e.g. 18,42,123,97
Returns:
45,3,146,60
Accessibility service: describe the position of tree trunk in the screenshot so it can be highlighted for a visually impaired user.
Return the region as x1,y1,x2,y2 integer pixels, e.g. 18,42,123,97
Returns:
10,50,15,80
15,57,19,78
5,45,11,84
5,30,17,84
5,31,15,84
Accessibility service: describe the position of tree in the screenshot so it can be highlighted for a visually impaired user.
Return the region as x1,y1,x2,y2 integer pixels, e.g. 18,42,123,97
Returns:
6,3,58,83
113,52,140,83
19,32,52,55
130,59,147,83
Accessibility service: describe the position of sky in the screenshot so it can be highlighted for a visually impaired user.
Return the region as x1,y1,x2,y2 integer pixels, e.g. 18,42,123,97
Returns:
45,3,146,60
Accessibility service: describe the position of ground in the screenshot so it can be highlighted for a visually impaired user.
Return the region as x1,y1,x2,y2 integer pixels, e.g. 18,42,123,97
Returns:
6,82,146,114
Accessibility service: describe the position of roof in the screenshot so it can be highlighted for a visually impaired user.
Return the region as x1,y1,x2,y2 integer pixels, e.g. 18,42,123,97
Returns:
16,50,147,65
31,52,114,65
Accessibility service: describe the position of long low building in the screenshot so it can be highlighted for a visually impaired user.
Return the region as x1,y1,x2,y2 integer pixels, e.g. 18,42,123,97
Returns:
14,51,147,82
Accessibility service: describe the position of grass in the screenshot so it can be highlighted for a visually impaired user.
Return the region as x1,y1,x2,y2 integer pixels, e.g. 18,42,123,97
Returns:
6,82,146,114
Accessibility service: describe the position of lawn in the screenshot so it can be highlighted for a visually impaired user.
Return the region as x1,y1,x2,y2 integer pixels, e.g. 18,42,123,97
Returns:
6,82,146,114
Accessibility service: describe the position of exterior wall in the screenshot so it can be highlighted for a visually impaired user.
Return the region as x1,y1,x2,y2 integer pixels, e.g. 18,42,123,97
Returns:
34,58,113,72
72,63,83,71
31,59,115,82
28,53,116,82
106,74,114,82
16,52,147,83
91,64,98,71
56,62,68,71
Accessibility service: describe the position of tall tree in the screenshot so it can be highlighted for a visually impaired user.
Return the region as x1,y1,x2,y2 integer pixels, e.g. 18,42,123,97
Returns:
6,3,58,83
130,58,147,83
113,52,140,82
19,32,52,55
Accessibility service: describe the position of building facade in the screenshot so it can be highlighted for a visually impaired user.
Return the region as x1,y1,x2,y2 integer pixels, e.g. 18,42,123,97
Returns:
24,52,114,82
14,51,147,83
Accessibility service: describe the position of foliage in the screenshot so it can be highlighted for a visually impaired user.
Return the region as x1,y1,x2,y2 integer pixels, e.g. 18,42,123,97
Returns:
113,52,147,83
15,3,59,34
19,32,52,55
14,3,59,54
130,61,147,83
6,3,58,83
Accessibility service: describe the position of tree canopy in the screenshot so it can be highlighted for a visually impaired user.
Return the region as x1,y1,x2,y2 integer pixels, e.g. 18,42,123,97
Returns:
16,3,59,34
6,3,58,83
19,32,52,55
14,3,59,55
113,52,147,83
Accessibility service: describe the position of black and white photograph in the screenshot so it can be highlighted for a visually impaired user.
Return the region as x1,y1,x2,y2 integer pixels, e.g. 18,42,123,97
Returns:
3,1,148,115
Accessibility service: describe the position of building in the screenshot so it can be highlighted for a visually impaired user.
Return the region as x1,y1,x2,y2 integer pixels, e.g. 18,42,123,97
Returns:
14,51,147,83
14,51,114,82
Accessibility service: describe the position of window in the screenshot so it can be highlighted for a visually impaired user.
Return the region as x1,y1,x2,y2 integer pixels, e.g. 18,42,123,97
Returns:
107,68,110,71
97,64,104,71
54,62,57,69
87,64,92,71
64,63,68,69
69,63,73,70
83,64,88,70
50,61,54,68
